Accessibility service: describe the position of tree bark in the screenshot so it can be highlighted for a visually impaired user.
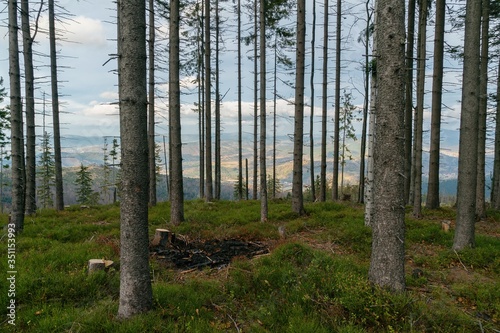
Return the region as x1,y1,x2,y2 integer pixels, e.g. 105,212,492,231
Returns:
9,0,25,232
199,6,205,199
309,0,316,201
205,0,213,201
426,0,446,210
358,0,372,204
492,58,500,209
237,0,243,200
412,0,428,218
169,0,184,225
148,0,157,206
453,0,482,251
404,0,416,204
292,0,306,215
368,0,406,292
48,0,64,211
475,0,489,219
364,0,377,227
332,0,341,201
215,0,221,200
117,0,153,318
259,0,268,221
253,0,258,200
320,0,329,202
21,0,39,215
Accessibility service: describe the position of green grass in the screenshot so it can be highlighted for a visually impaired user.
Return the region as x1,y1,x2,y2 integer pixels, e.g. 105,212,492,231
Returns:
1,201,499,332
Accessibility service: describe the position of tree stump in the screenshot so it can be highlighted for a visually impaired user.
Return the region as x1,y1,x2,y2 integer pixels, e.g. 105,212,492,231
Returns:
151,229,174,249
88,259,105,273
441,220,451,233
88,259,114,274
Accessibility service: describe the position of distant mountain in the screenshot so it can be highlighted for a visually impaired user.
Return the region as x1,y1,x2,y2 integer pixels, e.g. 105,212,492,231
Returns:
52,132,465,198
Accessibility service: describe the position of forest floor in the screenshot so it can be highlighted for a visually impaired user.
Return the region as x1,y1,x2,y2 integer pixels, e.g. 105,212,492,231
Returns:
1,200,499,332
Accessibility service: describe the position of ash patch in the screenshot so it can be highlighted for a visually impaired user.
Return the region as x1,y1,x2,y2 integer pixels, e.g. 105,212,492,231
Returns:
151,234,269,270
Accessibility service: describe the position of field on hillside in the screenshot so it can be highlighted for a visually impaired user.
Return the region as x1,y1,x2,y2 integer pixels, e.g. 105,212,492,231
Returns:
1,200,499,332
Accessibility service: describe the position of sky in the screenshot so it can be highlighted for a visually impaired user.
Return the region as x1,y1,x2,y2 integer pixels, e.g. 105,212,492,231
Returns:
0,0,468,155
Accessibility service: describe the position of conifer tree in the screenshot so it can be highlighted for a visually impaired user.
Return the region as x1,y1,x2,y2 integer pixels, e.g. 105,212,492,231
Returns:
75,164,98,206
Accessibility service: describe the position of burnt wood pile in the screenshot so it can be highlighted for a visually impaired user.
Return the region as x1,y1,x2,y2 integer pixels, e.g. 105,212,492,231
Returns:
150,229,269,270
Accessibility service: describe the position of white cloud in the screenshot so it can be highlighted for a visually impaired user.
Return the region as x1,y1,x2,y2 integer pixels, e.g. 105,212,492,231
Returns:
38,15,108,48
99,91,118,100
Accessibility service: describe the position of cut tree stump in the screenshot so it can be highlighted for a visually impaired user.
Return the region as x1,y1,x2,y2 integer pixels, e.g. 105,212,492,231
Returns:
88,259,105,273
441,220,451,233
88,259,114,274
151,229,174,248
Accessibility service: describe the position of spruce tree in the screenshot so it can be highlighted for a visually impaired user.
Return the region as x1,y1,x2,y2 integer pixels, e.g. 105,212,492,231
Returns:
75,164,98,206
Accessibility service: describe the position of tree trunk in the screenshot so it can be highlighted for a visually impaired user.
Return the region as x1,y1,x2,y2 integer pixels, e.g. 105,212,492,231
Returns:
259,0,268,221
21,0,39,215
404,0,416,203
292,0,306,215
475,0,489,219
453,0,481,251
358,0,372,204
199,6,205,199
9,0,25,232
170,0,184,226
332,0,341,201
320,0,329,202
368,0,406,292
48,0,64,211
205,0,213,201
492,58,500,209
426,0,446,210
364,0,377,227
117,0,153,318
148,0,157,206
272,36,278,199
215,0,221,200
309,0,316,201
253,0,258,200
412,0,428,218
237,0,243,200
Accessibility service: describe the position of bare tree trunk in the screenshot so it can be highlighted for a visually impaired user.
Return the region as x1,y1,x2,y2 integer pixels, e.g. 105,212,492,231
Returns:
253,0,258,200
205,0,213,201
259,0,267,221
492,58,500,209
21,0,40,215
320,0,329,202
237,0,243,200
368,0,406,292
476,0,489,219
404,0,416,203
148,0,157,206
199,4,205,199
48,0,64,211
358,0,372,204
453,0,481,251
412,0,427,218
215,0,221,200
292,0,306,215
9,0,25,232
364,0,377,227
117,0,153,318
170,0,184,225
245,158,249,199
309,0,316,201
426,0,446,210
332,0,341,201
272,36,278,199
